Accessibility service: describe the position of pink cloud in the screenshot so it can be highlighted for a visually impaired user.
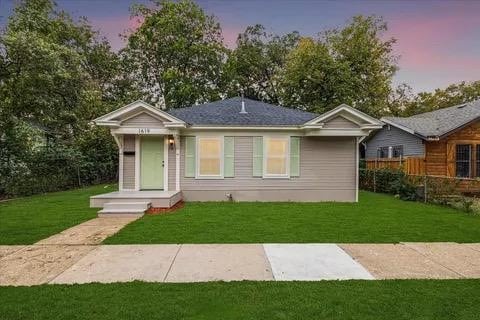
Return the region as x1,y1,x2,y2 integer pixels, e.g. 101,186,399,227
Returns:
387,8,480,86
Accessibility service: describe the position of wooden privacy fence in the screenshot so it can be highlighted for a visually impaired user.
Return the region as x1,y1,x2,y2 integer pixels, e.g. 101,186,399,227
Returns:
365,157,425,175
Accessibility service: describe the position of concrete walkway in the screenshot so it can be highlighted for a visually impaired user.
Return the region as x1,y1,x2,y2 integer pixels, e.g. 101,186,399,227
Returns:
1,216,480,285
2,242,480,286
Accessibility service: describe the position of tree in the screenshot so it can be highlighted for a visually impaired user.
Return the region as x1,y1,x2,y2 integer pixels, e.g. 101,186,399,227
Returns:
280,37,353,113
0,0,125,196
279,15,398,116
123,0,227,108
225,24,300,103
402,81,480,116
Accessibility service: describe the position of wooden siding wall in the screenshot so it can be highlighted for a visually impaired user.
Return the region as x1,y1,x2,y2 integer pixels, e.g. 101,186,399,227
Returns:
178,136,356,196
122,135,136,189
425,121,480,177
365,157,425,175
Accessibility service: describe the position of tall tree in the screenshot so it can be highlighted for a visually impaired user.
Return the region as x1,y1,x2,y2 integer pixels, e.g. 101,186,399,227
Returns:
225,24,300,103
280,16,398,116
0,0,126,195
123,0,227,108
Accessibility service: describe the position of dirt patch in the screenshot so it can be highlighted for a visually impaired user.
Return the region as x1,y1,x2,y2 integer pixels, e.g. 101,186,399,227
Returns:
340,244,461,279
0,245,95,286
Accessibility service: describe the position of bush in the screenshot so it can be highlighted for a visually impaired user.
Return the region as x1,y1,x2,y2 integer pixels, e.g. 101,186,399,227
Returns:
359,168,417,201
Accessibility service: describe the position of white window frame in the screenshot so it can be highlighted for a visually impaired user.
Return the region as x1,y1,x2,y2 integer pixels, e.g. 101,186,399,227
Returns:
196,136,224,179
263,136,290,179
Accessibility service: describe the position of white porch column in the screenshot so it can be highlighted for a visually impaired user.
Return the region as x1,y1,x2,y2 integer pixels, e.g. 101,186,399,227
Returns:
174,134,181,191
111,132,124,190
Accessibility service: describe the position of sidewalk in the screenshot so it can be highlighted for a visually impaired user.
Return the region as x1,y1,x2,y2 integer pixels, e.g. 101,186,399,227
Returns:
1,217,480,286
2,241,480,285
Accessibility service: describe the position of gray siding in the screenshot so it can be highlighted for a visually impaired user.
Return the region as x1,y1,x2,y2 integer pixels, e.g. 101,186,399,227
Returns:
168,145,176,191
122,113,165,128
323,116,359,128
365,125,425,158
175,136,356,202
122,135,136,189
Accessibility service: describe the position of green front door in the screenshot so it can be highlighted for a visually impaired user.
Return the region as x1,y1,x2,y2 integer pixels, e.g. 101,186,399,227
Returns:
140,136,164,190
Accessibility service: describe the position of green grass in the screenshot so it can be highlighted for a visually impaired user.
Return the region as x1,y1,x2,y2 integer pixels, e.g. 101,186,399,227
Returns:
1,280,480,319
0,184,116,245
105,191,480,244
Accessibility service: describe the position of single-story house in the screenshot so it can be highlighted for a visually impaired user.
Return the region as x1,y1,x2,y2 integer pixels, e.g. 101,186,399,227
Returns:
91,97,382,214
364,99,480,178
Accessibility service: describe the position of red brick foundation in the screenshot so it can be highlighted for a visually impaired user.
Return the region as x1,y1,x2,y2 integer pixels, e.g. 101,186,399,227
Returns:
146,201,184,215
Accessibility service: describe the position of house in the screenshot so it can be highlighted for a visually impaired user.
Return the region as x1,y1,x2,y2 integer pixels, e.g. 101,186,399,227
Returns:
364,99,480,178
90,97,382,214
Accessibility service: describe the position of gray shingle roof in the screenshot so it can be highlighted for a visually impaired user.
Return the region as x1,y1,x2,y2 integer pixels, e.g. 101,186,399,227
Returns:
167,97,318,126
382,99,480,139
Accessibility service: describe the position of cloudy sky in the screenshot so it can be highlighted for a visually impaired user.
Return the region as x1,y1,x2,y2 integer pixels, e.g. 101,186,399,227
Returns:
1,0,479,93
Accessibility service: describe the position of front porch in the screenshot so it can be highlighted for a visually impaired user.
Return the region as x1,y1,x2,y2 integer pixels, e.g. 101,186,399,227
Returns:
90,190,183,216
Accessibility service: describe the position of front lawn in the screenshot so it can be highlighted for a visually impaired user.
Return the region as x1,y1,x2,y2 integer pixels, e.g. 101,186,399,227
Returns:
1,280,479,319
105,191,480,244
0,184,116,245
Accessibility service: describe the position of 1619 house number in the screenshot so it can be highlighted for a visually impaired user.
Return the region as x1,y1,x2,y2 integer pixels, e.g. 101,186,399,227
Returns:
138,128,150,134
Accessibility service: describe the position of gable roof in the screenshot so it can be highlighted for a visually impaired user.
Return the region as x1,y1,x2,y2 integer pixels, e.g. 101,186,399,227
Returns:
382,99,480,140
167,97,318,126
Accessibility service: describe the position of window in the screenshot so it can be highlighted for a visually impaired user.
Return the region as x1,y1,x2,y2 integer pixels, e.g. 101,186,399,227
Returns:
456,144,471,178
392,145,404,158
264,137,289,177
378,147,389,158
197,137,222,177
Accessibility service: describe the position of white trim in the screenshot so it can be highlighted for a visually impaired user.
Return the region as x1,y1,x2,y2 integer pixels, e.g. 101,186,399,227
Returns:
304,129,371,136
94,100,186,125
174,134,181,191
355,137,359,203
195,136,224,179
111,127,178,135
263,136,290,179
135,135,140,191
164,136,169,191
305,104,383,126
380,118,416,135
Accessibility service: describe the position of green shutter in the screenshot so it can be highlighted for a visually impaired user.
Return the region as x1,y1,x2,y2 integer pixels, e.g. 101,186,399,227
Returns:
185,136,196,177
224,136,235,177
290,137,300,177
253,136,263,177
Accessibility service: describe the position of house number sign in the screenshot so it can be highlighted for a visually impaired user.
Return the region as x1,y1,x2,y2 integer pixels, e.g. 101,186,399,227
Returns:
138,128,151,134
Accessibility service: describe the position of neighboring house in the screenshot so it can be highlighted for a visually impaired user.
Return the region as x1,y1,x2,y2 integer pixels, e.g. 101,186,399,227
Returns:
364,99,480,178
90,97,382,214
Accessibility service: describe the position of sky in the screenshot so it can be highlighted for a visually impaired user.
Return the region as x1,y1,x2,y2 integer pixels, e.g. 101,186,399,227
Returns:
1,0,479,93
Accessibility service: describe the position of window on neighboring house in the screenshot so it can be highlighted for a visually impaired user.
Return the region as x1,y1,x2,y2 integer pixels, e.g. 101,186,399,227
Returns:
378,147,389,158
476,145,480,178
392,145,404,158
264,137,289,177
197,137,223,177
456,144,471,178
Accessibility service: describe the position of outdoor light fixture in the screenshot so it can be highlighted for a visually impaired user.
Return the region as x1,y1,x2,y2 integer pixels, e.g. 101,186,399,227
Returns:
168,136,175,149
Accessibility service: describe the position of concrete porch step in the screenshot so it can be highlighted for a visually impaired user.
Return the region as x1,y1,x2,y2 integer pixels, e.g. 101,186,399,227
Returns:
103,202,151,211
98,201,151,217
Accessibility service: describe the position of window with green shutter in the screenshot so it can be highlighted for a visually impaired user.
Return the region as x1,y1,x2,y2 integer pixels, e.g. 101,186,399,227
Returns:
185,136,196,177
253,136,263,177
224,136,234,177
290,137,300,177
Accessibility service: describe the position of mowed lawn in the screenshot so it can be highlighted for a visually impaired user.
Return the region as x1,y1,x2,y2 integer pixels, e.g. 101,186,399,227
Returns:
1,280,480,320
0,184,116,244
106,191,480,244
